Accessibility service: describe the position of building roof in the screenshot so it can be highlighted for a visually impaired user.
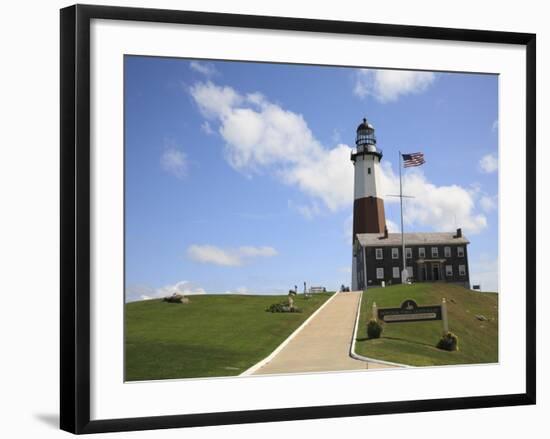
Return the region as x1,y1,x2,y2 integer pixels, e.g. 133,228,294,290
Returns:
356,232,469,247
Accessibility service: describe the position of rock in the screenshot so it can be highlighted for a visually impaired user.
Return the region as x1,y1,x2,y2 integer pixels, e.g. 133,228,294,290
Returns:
475,314,488,321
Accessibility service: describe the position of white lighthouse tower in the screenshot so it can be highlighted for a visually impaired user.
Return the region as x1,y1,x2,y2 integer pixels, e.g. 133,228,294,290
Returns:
351,118,387,290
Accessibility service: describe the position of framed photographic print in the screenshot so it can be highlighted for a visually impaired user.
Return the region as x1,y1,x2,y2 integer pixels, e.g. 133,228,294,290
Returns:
60,4,536,434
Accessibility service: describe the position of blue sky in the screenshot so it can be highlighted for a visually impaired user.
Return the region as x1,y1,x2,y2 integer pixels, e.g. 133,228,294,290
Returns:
124,56,498,301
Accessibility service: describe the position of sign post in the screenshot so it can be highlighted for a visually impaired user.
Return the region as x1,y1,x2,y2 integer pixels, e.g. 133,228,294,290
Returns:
372,301,378,321
441,298,449,333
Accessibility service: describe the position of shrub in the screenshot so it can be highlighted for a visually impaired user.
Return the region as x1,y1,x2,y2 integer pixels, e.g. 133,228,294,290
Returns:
163,294,188,304
367,319,383,339
437,332,459,351
266,303,302,313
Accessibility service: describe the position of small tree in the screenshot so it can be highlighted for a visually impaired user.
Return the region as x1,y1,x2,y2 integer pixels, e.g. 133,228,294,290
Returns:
367,319,383,339
437,332,459,351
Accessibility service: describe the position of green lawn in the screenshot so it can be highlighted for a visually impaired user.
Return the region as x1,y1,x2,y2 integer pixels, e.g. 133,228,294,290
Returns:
125,293,332,381
355,283,498,367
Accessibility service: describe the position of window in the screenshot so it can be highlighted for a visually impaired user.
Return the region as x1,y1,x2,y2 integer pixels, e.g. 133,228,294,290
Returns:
406,247,412,259
391,248,399,259
431,247,439,257
375,248,383,260
459,264,466,276
407,266,413,278
392,267,400,278
444,246,451,257
376,268,384,279
418,247,426,258
445,265,453,277
457,246,465,257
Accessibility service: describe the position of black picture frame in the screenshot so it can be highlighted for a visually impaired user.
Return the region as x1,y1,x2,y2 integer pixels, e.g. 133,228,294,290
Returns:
60,4,536,434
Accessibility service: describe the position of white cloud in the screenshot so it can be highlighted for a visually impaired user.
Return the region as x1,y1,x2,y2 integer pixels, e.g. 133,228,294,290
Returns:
378,164,487,234
479,194,497,212
238,246,278,258
354,69,436,103
189,81,487,234
189,81,350,213
190,81,243,119
479,153,498,174
201,120,214,135
160,146,188,178
156,280,207,296
187,245,241,266
187,244,278,266
386,219,400,233
126,281,206,301
288,201,322,220
284,144,353,211
492,120,498,132
189,61,218,77
219,103,321,170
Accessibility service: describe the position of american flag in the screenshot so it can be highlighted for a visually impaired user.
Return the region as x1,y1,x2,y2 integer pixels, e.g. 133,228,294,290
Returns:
402,152,425,168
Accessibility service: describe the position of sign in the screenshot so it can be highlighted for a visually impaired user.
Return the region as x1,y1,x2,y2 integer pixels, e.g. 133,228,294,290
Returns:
377,299,442,323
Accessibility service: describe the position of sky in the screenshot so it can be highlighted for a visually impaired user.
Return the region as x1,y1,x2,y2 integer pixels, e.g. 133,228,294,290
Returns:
124,56,498,301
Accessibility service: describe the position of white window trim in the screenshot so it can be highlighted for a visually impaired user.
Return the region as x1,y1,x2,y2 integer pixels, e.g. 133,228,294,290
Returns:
392,267,400,278
418,247,425,258
459,264,466,276
444,246,451,257
406,266,413,277
431,247,439,257
375,248,383,260
376,268,384,279
391,248,399,259
406,247,412,259
446,265,453,276
457,246,465,257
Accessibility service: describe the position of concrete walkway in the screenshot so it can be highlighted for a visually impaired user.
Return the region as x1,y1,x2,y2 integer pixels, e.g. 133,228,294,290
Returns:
252,291,393,375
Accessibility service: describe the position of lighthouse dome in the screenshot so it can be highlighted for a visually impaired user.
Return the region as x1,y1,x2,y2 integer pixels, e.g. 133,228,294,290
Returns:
356,118,374,132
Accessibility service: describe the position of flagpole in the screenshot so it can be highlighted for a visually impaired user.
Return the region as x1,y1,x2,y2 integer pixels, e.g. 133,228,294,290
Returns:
399,150,406,283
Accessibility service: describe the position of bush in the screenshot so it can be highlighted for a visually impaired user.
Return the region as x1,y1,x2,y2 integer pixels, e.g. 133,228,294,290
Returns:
367,319,383,339
437,332,459,351
266,303,302,313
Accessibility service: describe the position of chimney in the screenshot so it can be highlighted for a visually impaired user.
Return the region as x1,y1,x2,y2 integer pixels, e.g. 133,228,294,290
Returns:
456,228,462,238
384,225,389,239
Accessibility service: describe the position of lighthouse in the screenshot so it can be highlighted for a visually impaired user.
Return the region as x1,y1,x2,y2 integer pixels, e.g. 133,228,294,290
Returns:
351,118,387,290
351,118,386,235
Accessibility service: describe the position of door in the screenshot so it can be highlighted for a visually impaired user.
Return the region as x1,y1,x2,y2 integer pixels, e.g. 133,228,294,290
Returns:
432,263,440,281
420,264,427,281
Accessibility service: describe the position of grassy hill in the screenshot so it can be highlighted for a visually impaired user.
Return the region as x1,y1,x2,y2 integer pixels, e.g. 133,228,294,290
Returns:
125,293,332,381
355,283,498,366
